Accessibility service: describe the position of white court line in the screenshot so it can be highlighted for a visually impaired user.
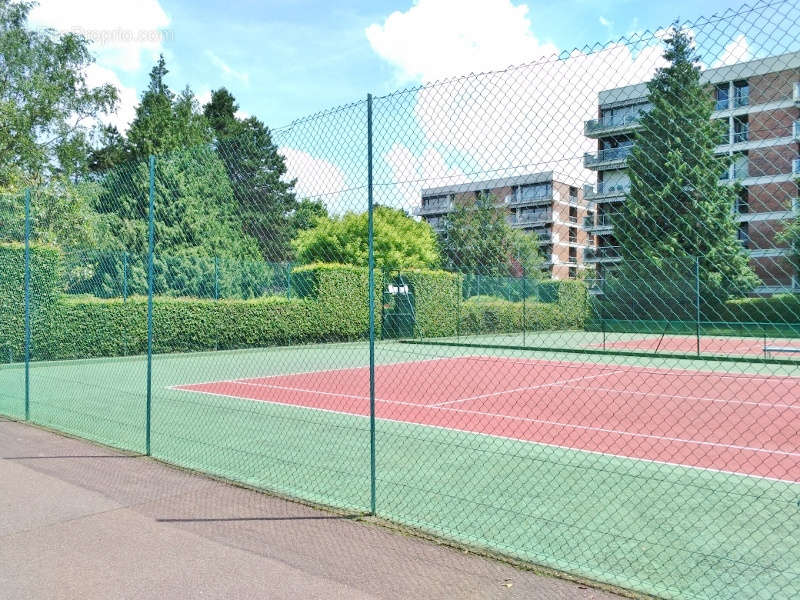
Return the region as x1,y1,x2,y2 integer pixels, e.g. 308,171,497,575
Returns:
431,370,627,407
169,386,800,485
171,380,800,459
557,384,800,411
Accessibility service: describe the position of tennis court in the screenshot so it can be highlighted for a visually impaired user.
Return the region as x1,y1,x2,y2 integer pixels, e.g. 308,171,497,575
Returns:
2,342,799,599
173,354,800,481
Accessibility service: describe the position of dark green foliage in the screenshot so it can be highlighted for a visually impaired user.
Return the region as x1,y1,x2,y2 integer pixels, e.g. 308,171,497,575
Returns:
440,192,543,277
617,30,757,303
0,243,62,360
204,88,299,261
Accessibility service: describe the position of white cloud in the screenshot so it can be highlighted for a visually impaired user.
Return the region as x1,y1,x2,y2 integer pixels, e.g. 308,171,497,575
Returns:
234,110,251,120
279,147,348,212
381,145,466,208
84,64,138,131
599,16,612,28
206,51,250,86
366,0,558,83
713,34,750,67
29,0,171,73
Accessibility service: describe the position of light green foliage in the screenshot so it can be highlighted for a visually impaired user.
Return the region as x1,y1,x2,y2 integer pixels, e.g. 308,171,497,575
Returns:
292,206,441,270
0,1,118,185
440,192,543,277
617,30,757,303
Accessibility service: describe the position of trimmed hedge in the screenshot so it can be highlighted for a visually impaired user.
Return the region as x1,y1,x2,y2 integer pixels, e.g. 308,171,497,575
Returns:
0,243,62,361
395,268,461,338
711,293,800,325
458,279,590,336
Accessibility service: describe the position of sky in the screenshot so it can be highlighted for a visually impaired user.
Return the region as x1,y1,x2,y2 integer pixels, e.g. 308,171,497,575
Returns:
25,0,800,210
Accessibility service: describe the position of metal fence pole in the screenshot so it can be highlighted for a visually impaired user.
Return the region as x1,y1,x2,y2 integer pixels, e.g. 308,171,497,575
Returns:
367,93,377,516
146,155,155,456
522,274,527,347
695,256,701,356
214,256,219,300
23,188,31,421
122,251,128,302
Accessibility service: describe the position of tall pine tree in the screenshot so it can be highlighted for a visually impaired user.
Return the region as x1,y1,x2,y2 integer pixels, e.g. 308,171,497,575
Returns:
614,30,757,310
203,88,300,261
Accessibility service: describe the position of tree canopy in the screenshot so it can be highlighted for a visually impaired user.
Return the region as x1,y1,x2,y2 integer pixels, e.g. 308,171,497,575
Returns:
614,29,757,303
292,206,441,270
439,193,543,277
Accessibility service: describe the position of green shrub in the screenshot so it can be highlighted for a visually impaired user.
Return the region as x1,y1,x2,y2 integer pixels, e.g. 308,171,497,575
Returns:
396,268,461,338
0,243,62,361
711,294,800,324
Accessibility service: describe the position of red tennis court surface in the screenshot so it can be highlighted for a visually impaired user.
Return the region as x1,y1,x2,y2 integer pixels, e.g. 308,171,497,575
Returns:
594,335,800,357
173,356,800,482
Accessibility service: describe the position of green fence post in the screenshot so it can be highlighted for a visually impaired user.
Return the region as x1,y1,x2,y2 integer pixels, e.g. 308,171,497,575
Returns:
522,273,527,347
23,188,31,421
122,251,128,302
214,256,219,300
286,262,292,299
366,93,377,516
695,256,701,356
146,155,155,456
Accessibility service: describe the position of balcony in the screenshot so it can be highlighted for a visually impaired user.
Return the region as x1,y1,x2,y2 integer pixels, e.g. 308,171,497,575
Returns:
584,113,641,137
534,231,552,244
733,92,749,108
720,162,749,182
584,182,630,202
414,201,453,216
583,246,621,262
794,120,800,141
793,82,800,106
793,158,800,176
585,278,605,294
584,213,616,233
583,146,632,170
509,210,553,228
508,192,553,207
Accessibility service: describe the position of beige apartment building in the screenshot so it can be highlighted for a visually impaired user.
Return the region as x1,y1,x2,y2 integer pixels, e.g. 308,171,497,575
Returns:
417,172,588,280
583,51,800,294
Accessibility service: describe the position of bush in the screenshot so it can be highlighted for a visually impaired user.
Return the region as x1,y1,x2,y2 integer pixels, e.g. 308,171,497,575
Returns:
0,243,62,361
711,294,800,324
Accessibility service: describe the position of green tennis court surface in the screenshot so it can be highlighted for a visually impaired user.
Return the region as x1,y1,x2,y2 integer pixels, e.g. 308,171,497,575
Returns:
1,340,797,600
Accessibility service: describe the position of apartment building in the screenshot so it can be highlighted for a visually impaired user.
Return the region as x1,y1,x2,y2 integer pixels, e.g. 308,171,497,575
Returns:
583,51,800,294
417,173,588,279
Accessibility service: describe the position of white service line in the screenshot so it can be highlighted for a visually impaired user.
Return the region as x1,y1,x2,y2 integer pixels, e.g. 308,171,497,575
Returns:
431,370,627,407
557,384,800,411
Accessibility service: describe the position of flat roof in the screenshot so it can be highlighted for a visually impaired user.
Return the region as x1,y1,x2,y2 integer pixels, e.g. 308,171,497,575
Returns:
598,50,800,107
421,171,575,197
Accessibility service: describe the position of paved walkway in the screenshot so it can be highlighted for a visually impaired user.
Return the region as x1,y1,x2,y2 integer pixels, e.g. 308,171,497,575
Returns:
0,418,625,600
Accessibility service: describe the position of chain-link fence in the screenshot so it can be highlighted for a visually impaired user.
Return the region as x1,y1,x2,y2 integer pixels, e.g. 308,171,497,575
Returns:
2,2,800,598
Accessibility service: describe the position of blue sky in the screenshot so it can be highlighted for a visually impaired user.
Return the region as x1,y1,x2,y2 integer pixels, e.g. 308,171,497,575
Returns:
25,0,798,210
29,0,760,128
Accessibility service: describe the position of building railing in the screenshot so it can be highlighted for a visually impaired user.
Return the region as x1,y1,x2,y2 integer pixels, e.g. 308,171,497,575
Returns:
584,113,641,134
733,92,749,108
720,162,749,181
584,146,632,168
509,210,553,226
584,182,630,199
414,202,452,216
793,158,800,176
568,215,578,224
794,82,800,105
793,120,800,141
584,245,621,260
732,129,749,143
508,192,553,207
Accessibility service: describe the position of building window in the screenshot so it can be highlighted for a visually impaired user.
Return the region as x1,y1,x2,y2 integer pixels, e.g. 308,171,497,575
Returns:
733,80,749,107
736,188,749,214
568,266,577,279
737,222,750,248
733,115,749,143
715,83,730,110
519,182,552,201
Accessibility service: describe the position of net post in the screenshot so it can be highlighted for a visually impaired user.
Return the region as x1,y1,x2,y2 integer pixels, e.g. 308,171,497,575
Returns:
367,93,377,516
23,188,31,421
146,155,155,456
522,270,527,347
695,256,700,356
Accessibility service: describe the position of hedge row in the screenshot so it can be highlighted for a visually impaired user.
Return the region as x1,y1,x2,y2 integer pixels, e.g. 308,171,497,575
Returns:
709,293,800,325
458,281,590,336
395,268,461,338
